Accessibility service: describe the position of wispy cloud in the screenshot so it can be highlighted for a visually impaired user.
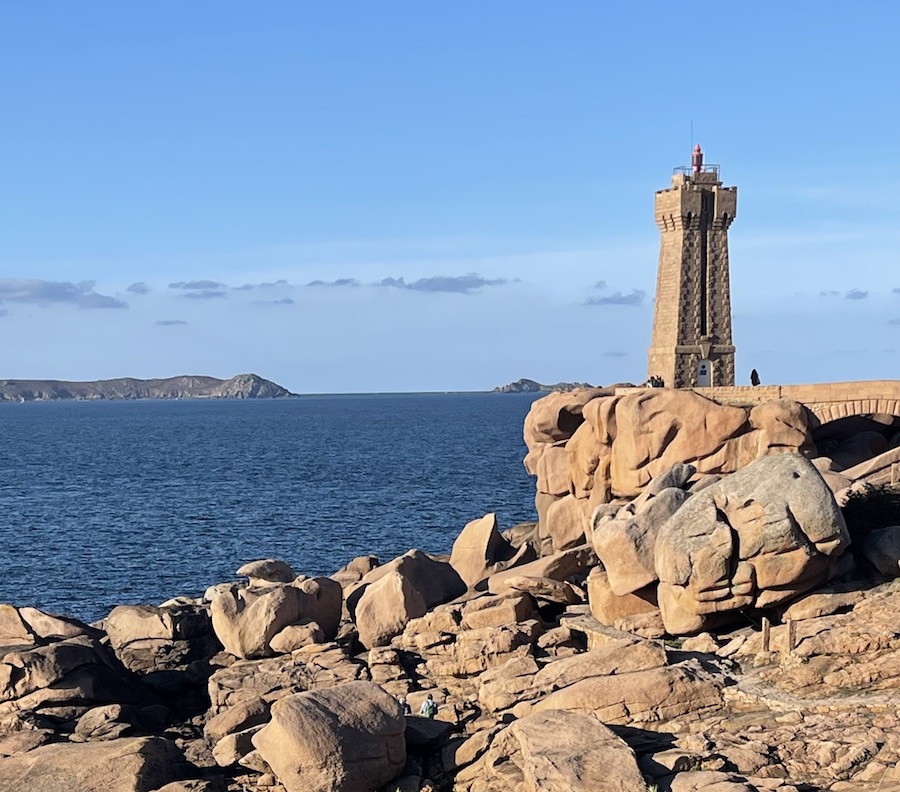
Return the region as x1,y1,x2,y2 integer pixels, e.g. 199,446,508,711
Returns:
845,289,868,300
169,280,226,290
889,318,900,326
127,281,150,295
253,298,295,305
585,289,646,307
183,290,227,300
0,307,7,318
601,350,628,357
234,279,292,291
819,290,840,297
0,279,127,309
594,280,607,289
306,278,360,288
168,280,228,299
894,287,900,294
376,273,507,295
154,319,188,326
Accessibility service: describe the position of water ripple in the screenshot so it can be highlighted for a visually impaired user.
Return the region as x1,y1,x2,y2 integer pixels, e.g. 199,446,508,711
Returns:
0,393,542,620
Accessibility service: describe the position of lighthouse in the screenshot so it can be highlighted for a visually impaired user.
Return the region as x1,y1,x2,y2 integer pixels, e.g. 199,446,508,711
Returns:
647,146,737,388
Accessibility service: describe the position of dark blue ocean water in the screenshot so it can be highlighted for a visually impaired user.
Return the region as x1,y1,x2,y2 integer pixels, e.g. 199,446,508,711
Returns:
0,394,541,622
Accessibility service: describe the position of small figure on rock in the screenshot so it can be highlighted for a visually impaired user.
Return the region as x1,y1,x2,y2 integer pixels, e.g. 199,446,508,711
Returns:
399,697,411,715
648,375,665,388
420,693,438,719
750,369,760,386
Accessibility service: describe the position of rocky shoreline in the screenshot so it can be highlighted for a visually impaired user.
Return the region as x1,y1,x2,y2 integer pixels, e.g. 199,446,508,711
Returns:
2,387,900,792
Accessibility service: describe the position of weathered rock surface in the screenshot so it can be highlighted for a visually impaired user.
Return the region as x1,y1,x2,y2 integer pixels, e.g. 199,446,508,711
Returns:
532,665,722,725
0,605,98,649
351,550,465,648
355,571,428,649
523,387,609,453
541,495,590,552
206,641,368,718
251,681,405,792
236,559,296,585
610,392,812,498
655,454,850,633
204,696,270,744
210,575,342,659
73,703,138,741
449,513,519,588
525,389,817,509
456,709,646,792
0,736,185,791
488,543,597,594
104,604,219,674
586,567,659,629
0,635,147,731
292,577,343,641
210,584,304,660
593,486,690,595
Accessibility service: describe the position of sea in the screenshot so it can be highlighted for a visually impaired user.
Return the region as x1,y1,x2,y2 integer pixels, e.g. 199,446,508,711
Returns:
0,393,543,622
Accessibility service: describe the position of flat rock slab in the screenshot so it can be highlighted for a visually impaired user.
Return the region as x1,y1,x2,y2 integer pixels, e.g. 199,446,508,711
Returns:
459,709,646,792
0,736,183,792
532,666,722,726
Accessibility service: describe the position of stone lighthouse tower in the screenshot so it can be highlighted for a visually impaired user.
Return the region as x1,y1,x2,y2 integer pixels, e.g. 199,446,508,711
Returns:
647,145,737,388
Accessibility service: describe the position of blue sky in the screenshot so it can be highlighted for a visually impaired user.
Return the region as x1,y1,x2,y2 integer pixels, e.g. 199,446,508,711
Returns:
1,3,898,392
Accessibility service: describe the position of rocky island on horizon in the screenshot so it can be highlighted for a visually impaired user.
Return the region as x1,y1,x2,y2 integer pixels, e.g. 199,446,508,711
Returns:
0,373,295,403
492,377,595,394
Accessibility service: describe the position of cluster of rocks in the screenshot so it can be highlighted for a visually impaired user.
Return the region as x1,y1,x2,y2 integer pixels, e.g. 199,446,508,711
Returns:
526,387,900,530
2,389,900,792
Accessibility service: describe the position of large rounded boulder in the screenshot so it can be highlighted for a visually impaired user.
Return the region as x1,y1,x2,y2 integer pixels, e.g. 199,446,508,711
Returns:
210,575,343,659
350,549,465,648
251,680,406,792
655,453,850,634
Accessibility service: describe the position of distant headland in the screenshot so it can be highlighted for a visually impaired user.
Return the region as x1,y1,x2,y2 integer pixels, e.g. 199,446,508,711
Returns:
492,377,594,394
0,373,295,403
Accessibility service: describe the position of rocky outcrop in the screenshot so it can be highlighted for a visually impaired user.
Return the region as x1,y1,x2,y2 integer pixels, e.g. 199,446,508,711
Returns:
5,502,900,792
210,584,304,660
0,373,294,403
3,388,900,792
593,484,691,594
527,389,814,508
527,386,900,532
0,633,150,733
